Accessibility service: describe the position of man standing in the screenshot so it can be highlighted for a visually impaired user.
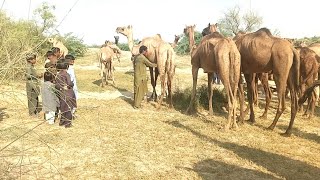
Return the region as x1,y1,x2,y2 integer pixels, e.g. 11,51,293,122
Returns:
133,45,157,109
25,53,42,117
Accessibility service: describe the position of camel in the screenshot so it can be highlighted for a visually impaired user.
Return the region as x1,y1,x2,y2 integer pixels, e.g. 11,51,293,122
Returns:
297,47,320,118
233,28,300,136
170,35,181,48
48,36,68,58
186,32,241,130
184,25,196,53
114,36,119,45
201,23,218,36
156,41,176,109
306,43,320,101
99,44,121,86
116,25,160,99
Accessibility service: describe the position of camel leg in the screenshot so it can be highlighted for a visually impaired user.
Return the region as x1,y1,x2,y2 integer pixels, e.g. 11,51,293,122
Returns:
186,66,199,114
299,83,306,113
244,73,256,123
167,73,173,108
259,73,271,119
149,68,156,101
111,62,115,85
208,72,213,115
309,90,316,118
267,73,287,131
237,82,245,124
100,64,105,87
157,72,166,110
253,73,259,106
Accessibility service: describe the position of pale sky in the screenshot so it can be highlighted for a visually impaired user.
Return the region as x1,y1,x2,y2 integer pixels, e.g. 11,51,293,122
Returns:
2,0,320,45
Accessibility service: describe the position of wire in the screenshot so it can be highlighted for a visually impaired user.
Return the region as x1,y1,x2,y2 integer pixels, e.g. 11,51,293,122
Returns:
0,0,6,10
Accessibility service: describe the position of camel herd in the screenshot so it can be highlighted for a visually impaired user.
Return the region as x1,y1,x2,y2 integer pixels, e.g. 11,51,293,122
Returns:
48,23,320,137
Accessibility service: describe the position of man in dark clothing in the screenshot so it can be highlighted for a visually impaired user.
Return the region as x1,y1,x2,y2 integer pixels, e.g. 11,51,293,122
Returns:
133,45,157,109
25,53,43,117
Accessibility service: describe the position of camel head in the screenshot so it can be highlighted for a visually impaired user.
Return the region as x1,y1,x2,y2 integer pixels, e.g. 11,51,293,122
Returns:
114,36,119,45
202,23,218,36
183,25,196,36
116,25,132,37
174,35,181,43
233,31,247,41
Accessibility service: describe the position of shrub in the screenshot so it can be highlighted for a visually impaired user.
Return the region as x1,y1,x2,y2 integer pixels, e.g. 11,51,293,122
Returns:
172,84,227,113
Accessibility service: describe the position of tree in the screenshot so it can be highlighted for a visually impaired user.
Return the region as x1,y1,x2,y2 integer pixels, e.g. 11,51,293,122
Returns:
33,2,56,34
175,31,202,55
218,5,263,36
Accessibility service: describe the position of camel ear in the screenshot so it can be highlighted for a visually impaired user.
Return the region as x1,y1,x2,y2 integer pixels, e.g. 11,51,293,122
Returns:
208,23,211,26
193,24,196,28
215,23,218,27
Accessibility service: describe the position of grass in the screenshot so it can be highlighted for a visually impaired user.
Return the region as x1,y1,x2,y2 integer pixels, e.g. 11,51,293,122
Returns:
0,48,320,179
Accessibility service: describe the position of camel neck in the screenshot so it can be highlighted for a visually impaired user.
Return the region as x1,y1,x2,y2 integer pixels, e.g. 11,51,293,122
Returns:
127,33,134,52
189,32,195,52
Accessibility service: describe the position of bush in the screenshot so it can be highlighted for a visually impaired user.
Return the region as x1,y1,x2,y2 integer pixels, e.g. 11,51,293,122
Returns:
175,31,203,55
63,33,88,57
117,43,130,51
172,84,228,113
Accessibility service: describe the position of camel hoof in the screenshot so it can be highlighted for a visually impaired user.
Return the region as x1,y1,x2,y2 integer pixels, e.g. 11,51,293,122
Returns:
259,115,267,120
266,125,275,131
280,132,292,137
224,125,230,131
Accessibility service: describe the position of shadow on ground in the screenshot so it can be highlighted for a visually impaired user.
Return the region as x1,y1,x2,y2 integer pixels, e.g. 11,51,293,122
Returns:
166,120,320,180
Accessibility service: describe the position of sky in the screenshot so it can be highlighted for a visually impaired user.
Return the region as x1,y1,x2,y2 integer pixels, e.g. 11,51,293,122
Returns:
2,0,320,45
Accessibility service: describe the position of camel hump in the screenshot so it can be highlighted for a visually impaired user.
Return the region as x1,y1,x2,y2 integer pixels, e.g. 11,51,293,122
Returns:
256,28,273,37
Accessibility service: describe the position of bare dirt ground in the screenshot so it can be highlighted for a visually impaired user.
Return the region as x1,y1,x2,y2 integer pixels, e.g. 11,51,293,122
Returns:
0,48,319,179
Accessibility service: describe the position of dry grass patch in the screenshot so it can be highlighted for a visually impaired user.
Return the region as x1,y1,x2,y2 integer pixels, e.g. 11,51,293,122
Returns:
1,49,320,179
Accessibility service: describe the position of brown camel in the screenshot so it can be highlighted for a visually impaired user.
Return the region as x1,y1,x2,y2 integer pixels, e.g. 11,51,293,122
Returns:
170,35,181,48
186,32,241,129
48,36,68,58
116,25,176,107
99,44,120,86
156,41,176,109
307,43,320,101
184,25,196,53
297,47,320,118
114,36,119,45
202,23,218,36
233,28,300,136
185,24,233,115
231,31,273,120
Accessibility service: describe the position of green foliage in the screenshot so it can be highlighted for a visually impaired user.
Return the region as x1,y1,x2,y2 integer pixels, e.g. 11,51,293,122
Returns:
175,31,202,55
172,84,227,113
62,33,88,57
117,43,130,51
32,2,56,34
0,12,49,81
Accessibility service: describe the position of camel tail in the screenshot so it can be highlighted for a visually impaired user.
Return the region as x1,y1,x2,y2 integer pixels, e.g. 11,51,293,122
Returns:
228,41,239,92
298,80,320,105
292,48,300,91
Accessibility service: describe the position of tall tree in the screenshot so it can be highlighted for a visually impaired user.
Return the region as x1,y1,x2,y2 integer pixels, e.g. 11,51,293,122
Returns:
33,2,56,34
218,5,263,36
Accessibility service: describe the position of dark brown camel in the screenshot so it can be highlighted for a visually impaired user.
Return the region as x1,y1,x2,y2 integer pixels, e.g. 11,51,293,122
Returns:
114,36,119,45
186,32,241,129
202,23,218,36
297,47,320,118
234,28,300,136
233,31,272,120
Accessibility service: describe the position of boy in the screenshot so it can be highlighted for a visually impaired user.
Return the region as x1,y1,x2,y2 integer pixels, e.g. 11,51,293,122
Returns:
41,72,60,124
25,53,42,117
65,54,78,118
